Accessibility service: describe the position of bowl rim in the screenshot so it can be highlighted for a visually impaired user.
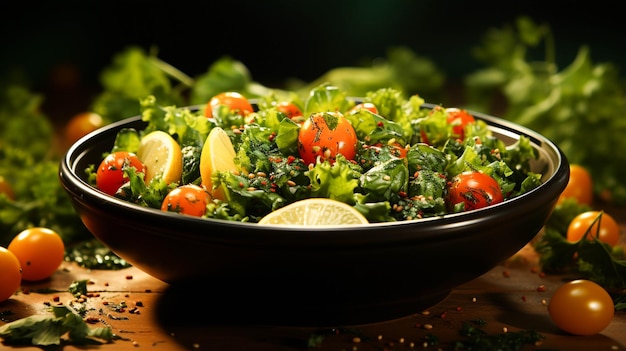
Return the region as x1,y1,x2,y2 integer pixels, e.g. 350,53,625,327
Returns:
59,103,569,237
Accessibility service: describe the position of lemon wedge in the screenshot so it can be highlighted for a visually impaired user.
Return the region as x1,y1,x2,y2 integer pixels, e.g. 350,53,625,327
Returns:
137,130,183,184
258,198,369,226
200,127,237,200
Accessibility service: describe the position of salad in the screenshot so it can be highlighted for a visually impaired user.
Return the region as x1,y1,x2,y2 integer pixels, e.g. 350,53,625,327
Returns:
87,84,543,223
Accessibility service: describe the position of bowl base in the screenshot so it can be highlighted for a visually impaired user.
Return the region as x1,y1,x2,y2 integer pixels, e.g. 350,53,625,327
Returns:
155,285,450,327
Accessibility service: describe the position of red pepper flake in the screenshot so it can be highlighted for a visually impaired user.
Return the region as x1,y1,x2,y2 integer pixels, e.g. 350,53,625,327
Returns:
440,312,447,318
103,301,109,305
52,295,60,302
456,306,462,311
539,272,546,278
104,282,109,286
126,275,133,280
521,295,527,302
530,266,540,273
537,285,546,292
502,270,511,278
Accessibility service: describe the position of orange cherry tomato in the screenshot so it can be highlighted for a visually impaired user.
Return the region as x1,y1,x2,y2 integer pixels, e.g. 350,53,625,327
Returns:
558,164,593,205
161,184,211,217
276,101,303,119
548,279,614,335
8,227,65,281
64,111,104,148
445,108,475,141
0,175,15,200
298,111,358,165
566,210,620,246
96,151,147,196
204,92,254,119
0,246,22,302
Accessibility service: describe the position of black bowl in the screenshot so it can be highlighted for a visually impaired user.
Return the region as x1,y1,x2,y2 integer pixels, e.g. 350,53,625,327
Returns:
59,106,569,326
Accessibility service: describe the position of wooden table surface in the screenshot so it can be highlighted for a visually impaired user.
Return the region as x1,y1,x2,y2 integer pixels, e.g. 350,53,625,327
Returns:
2,209,626,351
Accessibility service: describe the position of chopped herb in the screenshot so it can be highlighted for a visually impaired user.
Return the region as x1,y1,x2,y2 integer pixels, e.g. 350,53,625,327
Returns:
454,320,545,351
68,280,89,298
64,239,131,270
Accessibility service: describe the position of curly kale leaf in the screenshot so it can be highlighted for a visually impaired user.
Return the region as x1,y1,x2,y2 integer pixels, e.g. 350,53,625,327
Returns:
307,155,361,205
91,46,186,122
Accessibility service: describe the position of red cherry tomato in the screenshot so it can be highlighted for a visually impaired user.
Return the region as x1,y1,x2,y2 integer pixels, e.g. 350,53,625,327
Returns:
276,101,303,119
204,92,254,118
446,108,475,141
447,171,504,211
96,151,146,196
298,111,358,165
566,211,620,247
548,279,614,336
161,184,211,217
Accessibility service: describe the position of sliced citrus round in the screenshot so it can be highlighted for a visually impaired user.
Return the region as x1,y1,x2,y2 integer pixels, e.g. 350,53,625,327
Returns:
200,127,237,200
137,130,183,184
258,198,369,226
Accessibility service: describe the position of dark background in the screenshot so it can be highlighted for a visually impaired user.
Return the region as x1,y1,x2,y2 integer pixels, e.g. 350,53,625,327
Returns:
2,0,625,124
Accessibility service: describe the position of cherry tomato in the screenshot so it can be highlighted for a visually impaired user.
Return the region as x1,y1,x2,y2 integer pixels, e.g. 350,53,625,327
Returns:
8,227,65,281
447,172,504,211
548,279,614,336
276,101,303,119
96,151,147,196
445,108,475,141
204,92,254,118
566,210,620,246
64,111,104,148
0,246,22,302
161,184,211,217
0,175,15,200
558,164,593,205
348,102,378,114
298,111,358,165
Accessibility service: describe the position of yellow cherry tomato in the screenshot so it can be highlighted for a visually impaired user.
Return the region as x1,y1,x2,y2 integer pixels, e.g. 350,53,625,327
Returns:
0,246,22,302
558,164,593,205
8,227,65,281
567,211,621,247
64,111,104,148
548,279,614,335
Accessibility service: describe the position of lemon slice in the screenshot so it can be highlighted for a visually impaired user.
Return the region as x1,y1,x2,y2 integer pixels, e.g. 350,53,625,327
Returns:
137,130,183,184
200,127,237,200
258,198,369,226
